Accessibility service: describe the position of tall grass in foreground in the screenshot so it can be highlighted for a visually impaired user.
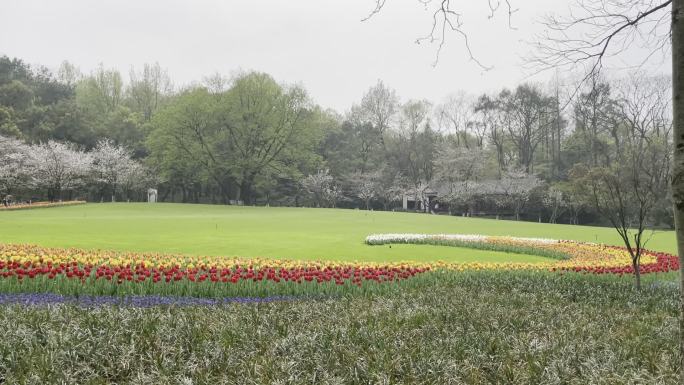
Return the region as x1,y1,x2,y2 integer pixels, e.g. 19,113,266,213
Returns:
0,271,679,384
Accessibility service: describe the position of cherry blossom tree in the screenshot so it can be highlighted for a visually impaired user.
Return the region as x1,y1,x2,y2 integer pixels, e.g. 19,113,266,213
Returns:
119,161,152,202
0,135,32,196
28,141,91,201
324,184,345,209
301,169,334,208
90,139,137,202
350,171,379,210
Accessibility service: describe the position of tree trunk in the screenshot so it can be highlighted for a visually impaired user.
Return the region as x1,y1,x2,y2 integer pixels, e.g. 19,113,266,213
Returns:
160,189,170,202
670,1,684,381
240,183,251,205
632,259,641,291
218,183,230,205
240,172,257,205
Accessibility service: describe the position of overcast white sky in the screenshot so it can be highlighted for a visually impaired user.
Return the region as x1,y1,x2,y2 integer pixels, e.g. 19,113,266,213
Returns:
0,0,673,112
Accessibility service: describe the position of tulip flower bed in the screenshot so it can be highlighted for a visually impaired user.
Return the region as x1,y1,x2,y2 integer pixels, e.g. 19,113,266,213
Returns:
0,200,86,211
0,234,679,300
366,233,680,275
0,244,431,298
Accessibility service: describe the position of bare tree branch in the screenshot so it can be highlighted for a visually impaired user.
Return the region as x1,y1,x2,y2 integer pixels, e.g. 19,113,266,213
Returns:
363,0,517,68
527,0,672,86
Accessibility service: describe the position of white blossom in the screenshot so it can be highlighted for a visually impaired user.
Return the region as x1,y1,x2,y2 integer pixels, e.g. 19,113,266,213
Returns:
365,233,559,245
0,136,32,195
90,139,137,201
28,140,92,200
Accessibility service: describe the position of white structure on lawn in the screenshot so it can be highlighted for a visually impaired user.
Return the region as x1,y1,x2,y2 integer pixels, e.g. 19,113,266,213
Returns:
147,188,158,203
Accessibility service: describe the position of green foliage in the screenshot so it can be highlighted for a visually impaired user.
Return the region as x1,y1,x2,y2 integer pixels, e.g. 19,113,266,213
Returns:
147,87,229,202
147,72,325,204
75,65,123,115
0,105,20,138
0,80,33,110
320,119,381,176
0,56,81,144
0,271,678,384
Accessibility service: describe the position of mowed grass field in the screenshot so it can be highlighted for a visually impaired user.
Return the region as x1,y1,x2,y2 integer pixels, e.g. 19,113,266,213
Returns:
0,203,677,263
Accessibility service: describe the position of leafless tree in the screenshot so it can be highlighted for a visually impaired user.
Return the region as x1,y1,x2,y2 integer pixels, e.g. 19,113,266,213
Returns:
436,92,475,147
572,73,672,290
359,80,399,148
572,76,617,167
499,85,553,173
395,99,434,189
128,63,173,121
543,74,571,179
473,94,509,175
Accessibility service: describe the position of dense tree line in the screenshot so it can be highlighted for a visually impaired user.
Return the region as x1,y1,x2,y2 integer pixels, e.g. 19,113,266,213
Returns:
0,55,673,228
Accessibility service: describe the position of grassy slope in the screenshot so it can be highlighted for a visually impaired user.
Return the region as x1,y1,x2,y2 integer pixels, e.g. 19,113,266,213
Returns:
0,203,676,263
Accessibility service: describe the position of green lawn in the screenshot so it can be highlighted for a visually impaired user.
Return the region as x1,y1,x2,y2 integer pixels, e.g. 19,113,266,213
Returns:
0,203,676,263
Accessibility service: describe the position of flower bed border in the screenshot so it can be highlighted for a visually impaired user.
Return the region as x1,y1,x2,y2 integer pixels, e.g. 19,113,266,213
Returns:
0,201,86,211
365,233,679,275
